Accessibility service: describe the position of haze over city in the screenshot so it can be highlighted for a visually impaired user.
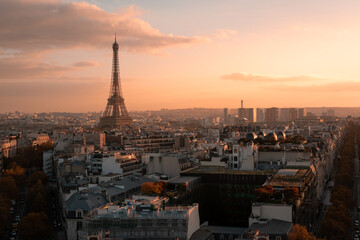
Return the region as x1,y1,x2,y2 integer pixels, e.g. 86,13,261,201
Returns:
2,0,360,112
3,1,360,240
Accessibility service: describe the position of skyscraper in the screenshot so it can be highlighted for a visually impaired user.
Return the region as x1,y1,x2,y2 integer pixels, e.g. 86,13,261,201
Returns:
224,108,229,124
98,36,133,130
265,107,279,123
256,108,264,122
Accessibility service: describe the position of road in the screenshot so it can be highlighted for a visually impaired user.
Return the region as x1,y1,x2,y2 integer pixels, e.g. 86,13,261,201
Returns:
353,136,360,239
2,185,26,240
48,182,66,240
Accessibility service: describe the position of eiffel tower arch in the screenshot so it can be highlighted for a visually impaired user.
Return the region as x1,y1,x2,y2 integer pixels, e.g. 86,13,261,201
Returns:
98,36,133,130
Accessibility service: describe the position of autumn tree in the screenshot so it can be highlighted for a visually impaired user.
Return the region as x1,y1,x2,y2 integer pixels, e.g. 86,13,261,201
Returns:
28,171,48,187
320,122,356,240
0,176,18,199
284,187,299,202
289,224,323,240
5,162,25,186
320,217,349,240
20,212,52,240
0,196,11,236
141,182,167,196
254,186,273,201
330,185,354,207
26,181,47,212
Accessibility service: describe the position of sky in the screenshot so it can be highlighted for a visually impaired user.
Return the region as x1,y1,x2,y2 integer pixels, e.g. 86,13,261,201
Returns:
2,0,360,112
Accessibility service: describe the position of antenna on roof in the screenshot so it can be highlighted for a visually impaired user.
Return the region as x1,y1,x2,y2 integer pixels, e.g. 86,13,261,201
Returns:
115,33,117,42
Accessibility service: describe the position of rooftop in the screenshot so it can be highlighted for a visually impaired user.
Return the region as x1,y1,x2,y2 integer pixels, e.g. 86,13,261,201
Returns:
183,166,273,175
266,168,310,188
167,176,201,184
248,219,293,235
66,192,109,212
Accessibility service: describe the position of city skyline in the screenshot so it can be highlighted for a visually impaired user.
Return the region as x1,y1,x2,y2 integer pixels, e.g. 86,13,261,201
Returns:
2,0,360,112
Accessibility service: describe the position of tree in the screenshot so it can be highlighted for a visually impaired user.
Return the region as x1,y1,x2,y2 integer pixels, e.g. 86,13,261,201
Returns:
141,182,167,196
28,171,48,187
20,212,52,240
284,187,299,202
254,186,273,201
330,185,354,207
5,162,25,186
320,217,349,240
26,181,47,212
289,224,323,240
0,196,11,236
0,176,18,199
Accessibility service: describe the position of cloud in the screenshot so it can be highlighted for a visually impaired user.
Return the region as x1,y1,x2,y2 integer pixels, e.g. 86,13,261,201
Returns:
72,61,99,67
0,58,71,80
221,72,325,82
270,81,360,92
0,58,102,80
0,0,206,54
214,29,237,39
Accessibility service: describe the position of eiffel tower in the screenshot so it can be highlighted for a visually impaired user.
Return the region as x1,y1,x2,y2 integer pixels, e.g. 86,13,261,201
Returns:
98,36,133,130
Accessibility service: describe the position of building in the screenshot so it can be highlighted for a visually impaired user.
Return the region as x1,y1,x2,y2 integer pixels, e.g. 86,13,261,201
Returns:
289,108,298,122
279,108,290,122
224,108,229,125
238,108,254,123
91,152,142,176
0,150,3,175
298,108,305,119
82,201,200,240
0,137,17,158
125,136,175,153
226,142,258,171
144,153,182,179
65,192,109,240
256,108,264,122
43,150,55,178
265,108,279,123
181,166,271,227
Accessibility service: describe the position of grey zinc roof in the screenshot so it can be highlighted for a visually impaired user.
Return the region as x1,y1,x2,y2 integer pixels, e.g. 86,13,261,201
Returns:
86,175,156,197
248,219,293,235
167,176,200,184
189,227,214,240
66,192,108,211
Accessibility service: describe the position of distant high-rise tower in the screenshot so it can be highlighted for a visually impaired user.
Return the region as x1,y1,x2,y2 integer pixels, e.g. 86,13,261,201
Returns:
223,108,229,124
98,36,133,130
265,107,279,123
256,108,264,122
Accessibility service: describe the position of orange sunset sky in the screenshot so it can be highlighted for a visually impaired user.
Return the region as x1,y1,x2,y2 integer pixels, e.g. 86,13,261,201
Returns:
1,0,360,112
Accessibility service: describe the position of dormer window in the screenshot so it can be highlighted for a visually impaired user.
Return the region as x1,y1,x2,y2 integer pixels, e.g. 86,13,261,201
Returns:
77,211,82,218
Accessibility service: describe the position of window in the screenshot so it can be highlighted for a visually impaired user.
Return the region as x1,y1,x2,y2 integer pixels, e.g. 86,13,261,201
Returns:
276,236,282,240
234,148,238,153
77,211,82,218
77,221,82,230
234,164,238,169
234,156,238,162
